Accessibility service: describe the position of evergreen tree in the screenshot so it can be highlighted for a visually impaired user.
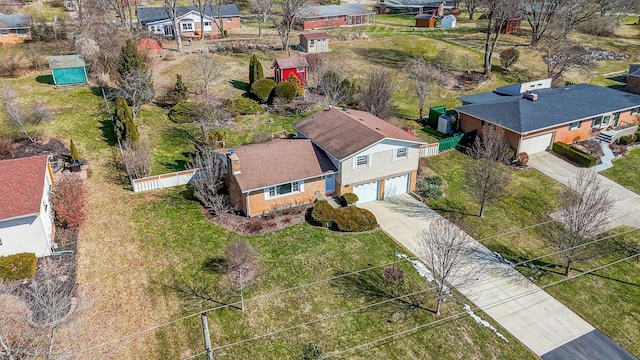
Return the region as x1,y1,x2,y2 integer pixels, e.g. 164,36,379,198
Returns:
286,73,304,96
113,97,130,141
69,139,79,161
171,74,188,103
118,38,146,78
249,54,264,87
124,113,140,147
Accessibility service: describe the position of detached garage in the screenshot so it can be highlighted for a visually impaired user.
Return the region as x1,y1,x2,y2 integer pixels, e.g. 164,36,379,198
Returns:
49,55,88,85
519,133,554,154
353,181,379,204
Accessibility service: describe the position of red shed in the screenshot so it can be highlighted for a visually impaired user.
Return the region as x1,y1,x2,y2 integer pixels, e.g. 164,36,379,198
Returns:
500,17,522,34
137,38,163,58
272,56,309,85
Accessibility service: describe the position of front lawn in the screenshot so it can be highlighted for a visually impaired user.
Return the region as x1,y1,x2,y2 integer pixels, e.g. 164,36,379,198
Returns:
424,150,640,357
601,147,640,195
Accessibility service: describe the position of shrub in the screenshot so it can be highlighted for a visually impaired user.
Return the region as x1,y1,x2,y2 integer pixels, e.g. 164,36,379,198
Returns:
383,267,404,282
618,135,636,145
0,253,37,281
514,152,529,166
333,206,377,232
274,81,298,102
246,218,264,232
168,101,196,123
340,192,359,206
50,172,87,230
499,48,520,70
286,73,304,96
425,175,443,186
552,142,597,167
311,200,335,225
69,139,79,161
248,54,264,87
165,74,188,105
417,180,443,200
226,96,263,115
282,216,292,223
635,131,640,141
250,78,277,103
0,135,13,159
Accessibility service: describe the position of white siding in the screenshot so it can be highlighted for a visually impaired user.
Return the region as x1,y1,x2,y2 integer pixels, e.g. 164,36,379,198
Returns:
339,140,420,186
0,216,51,257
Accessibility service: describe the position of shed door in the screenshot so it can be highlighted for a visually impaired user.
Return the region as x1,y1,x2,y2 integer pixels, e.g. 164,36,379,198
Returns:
353,181,379,204
53,67,86,85
384,174,409,199
520,133,554,154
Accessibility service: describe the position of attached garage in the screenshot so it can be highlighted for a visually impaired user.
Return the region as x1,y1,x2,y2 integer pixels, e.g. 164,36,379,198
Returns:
353,181,379,204
384,173,409,199
519,133,554,154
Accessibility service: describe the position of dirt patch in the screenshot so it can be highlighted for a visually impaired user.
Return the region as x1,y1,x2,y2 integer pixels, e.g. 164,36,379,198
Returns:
1,136,70,161
209,205,312,235
573,139,604,158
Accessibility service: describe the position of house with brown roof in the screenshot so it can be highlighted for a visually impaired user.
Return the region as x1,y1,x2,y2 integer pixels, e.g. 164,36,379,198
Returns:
0,155,55,257
272,56,309,85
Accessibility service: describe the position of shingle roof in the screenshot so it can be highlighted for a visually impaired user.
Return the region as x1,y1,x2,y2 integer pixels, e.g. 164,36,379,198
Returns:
294,107,426,160
297,4,375,19
218,139,336,192
0,156,49,221
48,55,86,69
628,63,640,77
137,5,241,24
0,14,30,30
455,84,640,134
300,32,330,40
273,56,309,70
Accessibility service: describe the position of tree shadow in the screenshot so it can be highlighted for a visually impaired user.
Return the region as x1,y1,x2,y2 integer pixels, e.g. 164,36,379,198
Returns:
99,119,117,147
607,75,627,84
161,269,238,310
352,48,415,69
429,198,475,217
202,257,226,274
159,159,189,172
608,84,627,91
36,75,54,85
230,80,249,92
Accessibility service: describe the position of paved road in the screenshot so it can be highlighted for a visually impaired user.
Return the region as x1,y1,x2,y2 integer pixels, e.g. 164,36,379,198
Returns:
360,195,595,356
542,330,636,360
529,151,640,229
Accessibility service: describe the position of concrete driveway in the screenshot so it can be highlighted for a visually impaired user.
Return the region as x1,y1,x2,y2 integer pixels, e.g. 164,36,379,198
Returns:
528,151,640,229
360,195,597,357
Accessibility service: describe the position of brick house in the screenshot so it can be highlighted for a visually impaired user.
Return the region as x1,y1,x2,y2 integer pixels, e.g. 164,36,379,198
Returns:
295,4,375,30
273,56,309,85
0,156,55,257
138,5,241,38
455,80,640,154
0,14,31,44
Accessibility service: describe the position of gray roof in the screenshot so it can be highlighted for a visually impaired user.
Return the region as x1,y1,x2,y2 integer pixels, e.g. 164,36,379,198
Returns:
458,91,512,104
377,0,455,8
0,14,30,30
137,5,240,24
455,84,640,134
628,63,640,77
48,55,86,69
297,4,374,19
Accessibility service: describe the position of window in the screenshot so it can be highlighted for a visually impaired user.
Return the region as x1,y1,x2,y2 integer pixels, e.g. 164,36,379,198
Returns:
310,39,315,46
0,30,8,36
149,25,155,32
632,107,640,115
356,155,369,167
591,114,611,129
227,17,232,22
204,21,211,26
569,121,581,130
16,29,28,37
266,181,302,198
296,67,305,72
182,23,193,31
396,148,408,158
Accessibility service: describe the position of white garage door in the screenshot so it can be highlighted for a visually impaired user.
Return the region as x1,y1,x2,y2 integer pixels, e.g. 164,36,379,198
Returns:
353,181,379,204
520,133,554,154
384,174,409,199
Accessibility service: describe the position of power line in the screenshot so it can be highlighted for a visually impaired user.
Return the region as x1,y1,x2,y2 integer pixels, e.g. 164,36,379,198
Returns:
320,250,640,359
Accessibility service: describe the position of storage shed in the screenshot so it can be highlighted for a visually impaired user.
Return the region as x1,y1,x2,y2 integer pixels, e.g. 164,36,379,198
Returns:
137,38,163,58
441,14,456,28
415,14,435,28
49,55,88,85
299,33,330,53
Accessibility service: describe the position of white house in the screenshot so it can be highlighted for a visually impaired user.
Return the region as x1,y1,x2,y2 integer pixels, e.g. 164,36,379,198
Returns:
441,14,457,28
0,155,55,257
137,5,241,38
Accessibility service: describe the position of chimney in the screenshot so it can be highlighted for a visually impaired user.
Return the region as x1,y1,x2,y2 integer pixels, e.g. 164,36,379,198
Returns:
523,92,538,101
227,149,241,175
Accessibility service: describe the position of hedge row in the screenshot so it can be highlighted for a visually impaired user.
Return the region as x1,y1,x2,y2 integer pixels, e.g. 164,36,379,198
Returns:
552,142,597,167
0,253,37,281
311,199,377,232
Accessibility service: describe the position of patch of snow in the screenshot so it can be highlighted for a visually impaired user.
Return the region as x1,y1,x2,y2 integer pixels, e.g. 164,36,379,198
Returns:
463,304,509,342
493,252,514,267
397,253,449,295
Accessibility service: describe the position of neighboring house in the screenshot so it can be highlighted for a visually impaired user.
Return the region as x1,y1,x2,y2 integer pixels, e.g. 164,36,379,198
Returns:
295,4,375,30
218,139,337,217
441,14,456,28
294,107,426,204
455,81,640,154
0,156,55,258
375,0,456,14
137,38,163,58
49,55,88,85
626,63,640,95
273,56,309,85
415,14,436,28
0,13,31,44
137,5,241,38
299,32,330,53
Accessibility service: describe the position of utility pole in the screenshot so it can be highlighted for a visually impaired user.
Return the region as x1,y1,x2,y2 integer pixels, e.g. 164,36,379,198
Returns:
201,312,214,360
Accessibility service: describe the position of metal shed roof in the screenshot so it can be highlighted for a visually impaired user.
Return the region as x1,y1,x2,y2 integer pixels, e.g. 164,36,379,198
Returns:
0,14,30,30
297,4,375,19
48,55,86,69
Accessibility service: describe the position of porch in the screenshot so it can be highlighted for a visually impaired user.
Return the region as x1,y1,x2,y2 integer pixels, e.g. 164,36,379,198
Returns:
595,122,639,144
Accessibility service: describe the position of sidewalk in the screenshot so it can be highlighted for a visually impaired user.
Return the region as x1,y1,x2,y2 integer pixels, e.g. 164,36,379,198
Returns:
360,195,595,356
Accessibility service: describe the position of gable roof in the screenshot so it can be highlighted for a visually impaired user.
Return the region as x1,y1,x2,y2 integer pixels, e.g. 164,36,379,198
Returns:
297,4,375,19
0,14,30,30
49,55,86,69
218,139,336,192
137,5,240,24
455,84,640,134
0,156,49,221
300,32,330,40
294,107,426,160
628,63,640,77
273,56,309,70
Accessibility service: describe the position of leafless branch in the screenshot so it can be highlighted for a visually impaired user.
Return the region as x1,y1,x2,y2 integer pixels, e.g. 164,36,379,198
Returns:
122,140,152,179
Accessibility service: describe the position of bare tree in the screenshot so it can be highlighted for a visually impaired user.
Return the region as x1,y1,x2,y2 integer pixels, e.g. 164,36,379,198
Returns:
116,68,155,119
468,124,512,164
23,47,46,71
250,0,272,37
480,0,519,76
359,69,395,120
225,240,258,312
192,98,233,141
209,0,229,38
95,0,133,34
188,144,229,216
416,220,477,316
542,39,589,83
163,0,183,52
276,0,308,56
192,0,212,40
463,0,481,20
523,0,561,46
193,54,222,97
2,88,52,143
550,170,613,276
0,293,44,360
404,58,446,121
1,50,23,77
552,0,600,38
122,140,152,179
316,68,355,105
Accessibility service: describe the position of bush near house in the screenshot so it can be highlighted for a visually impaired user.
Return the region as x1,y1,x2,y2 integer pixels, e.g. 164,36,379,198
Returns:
340,192,358,206
250,78,277,103
310,200,377,232
274,81,298,102
311,200,335,225
0,253,37,281
552,142,597,167
224,96,263,115
618,135,636,145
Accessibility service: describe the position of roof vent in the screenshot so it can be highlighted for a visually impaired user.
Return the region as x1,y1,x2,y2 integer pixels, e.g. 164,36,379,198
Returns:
375,127,381,130
228,148,235,154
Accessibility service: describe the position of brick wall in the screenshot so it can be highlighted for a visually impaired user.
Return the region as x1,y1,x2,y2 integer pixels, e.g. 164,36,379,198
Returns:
245,177,325,217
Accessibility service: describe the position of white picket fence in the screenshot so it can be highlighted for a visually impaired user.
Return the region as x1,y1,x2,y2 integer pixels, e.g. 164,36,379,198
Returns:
131,169,199,193
419,143,439,158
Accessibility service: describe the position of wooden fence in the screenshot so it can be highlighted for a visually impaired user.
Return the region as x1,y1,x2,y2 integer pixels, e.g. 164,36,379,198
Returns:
131,169,199,193
420,134,464,158
419,143,439,157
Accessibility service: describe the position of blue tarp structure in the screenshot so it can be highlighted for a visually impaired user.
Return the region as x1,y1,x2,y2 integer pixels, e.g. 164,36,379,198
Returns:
49,55,88,85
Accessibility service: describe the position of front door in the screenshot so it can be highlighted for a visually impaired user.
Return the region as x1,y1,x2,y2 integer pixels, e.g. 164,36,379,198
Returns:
164,25,173,36
325,173,335,195
612,112,620,127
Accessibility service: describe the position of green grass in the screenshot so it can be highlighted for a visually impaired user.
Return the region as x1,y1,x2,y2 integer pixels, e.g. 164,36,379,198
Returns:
601,147,640,194
375,14,416,27
423,150,640,357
